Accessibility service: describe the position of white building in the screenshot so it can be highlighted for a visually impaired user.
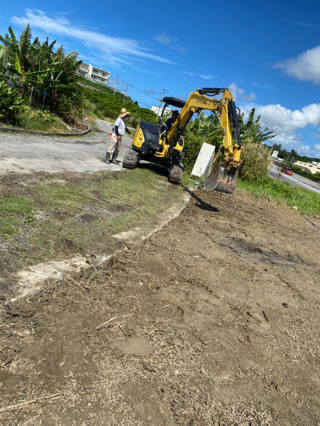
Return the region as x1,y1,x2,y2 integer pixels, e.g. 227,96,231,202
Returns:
76,62,110,86
294,161,320,174
151,105,172,117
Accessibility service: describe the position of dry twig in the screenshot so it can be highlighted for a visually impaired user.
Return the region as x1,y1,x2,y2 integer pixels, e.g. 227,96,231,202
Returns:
96,316,118,331
0,393,62,414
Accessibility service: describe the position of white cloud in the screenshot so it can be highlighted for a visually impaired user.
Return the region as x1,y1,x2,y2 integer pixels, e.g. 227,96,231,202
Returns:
155,33,171,45
256,103,320,134
154,32,185,53
229,83,256,102
12,9,172,67
240,102,320,155
182,71,193,76
200,75,215,80
294,21,318,28
274,45,320,84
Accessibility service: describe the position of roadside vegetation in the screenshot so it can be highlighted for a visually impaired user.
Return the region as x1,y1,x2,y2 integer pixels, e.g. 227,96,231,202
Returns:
238,176,320,216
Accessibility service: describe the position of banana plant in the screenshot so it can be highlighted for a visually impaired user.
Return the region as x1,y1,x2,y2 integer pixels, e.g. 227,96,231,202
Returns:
0,45,7,73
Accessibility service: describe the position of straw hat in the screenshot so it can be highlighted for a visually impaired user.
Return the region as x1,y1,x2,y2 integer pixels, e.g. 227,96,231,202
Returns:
119,108,130,118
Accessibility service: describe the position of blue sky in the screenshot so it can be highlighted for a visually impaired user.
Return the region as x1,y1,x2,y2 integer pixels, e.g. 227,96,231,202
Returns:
1,0,320,157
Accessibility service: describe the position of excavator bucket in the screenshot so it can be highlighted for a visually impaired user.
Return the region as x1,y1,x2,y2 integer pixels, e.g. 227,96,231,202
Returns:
200,165,238,195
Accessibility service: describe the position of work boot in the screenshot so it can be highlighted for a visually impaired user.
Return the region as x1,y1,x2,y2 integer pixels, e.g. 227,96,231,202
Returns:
105,152,111,164
112,153,120,164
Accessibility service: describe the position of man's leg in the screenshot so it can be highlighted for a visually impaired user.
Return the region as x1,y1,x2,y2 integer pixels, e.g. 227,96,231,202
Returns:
106,133,117,164
111,136,122,163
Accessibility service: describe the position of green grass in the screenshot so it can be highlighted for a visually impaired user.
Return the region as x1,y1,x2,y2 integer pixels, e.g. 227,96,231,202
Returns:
0,169,183,265
0,194,35,236
35,184,88,213
238,176,320,215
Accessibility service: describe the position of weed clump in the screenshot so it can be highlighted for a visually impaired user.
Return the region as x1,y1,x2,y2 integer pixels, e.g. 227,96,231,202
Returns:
238,143,270,182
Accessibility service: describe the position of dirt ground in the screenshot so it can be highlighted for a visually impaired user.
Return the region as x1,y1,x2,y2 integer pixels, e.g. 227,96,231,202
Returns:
0,187,320,425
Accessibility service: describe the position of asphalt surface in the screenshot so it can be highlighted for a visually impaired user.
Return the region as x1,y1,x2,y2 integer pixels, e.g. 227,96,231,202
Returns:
0,120,133,175
269,164,320,195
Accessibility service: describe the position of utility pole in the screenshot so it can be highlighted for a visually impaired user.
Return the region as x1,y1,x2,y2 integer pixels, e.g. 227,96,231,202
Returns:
113,75,119,95
123,83,130,101
157,88,167,116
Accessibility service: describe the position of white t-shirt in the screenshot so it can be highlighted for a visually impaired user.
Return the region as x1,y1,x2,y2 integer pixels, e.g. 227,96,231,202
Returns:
114,117,126,136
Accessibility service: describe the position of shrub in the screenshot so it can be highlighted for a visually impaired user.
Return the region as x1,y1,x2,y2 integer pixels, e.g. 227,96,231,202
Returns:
14,107,69,132
183,132,207,172
238,143,270,182
0,81,25,123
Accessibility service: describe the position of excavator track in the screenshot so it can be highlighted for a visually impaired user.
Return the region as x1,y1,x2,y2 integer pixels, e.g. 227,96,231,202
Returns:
122,149,140,169
168,163,183,184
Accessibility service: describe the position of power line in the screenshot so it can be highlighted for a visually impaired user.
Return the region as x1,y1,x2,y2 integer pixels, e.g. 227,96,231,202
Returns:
129,85,159,101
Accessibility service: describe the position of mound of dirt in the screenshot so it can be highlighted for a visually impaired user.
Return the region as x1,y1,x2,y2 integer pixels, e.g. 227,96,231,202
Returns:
0,189,319,425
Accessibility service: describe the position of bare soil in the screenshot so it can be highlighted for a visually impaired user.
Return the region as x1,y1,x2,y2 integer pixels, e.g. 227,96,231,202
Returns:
0,188,320,425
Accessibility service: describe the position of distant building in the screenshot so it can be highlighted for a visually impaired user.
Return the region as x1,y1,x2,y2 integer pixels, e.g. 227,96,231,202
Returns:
76,62,110,86
294,161,320,174
151,105,172,117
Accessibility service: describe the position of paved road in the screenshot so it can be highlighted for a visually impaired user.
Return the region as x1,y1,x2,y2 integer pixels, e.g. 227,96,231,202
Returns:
269,164,320,195
0,120,133,175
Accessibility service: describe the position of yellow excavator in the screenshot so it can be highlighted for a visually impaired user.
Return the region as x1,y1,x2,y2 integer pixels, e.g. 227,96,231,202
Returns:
122,87,243,194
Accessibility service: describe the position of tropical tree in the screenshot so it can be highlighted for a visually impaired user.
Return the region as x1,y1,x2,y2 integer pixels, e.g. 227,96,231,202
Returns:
238,108,277,143
0,24,83,118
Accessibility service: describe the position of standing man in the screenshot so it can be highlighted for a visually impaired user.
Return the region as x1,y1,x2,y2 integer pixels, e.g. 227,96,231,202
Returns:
106,108,134,164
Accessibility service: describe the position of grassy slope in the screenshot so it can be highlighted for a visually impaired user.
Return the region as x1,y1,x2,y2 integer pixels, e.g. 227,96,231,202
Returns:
0,169,183,267
77,76,157,127
238,176,320,216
